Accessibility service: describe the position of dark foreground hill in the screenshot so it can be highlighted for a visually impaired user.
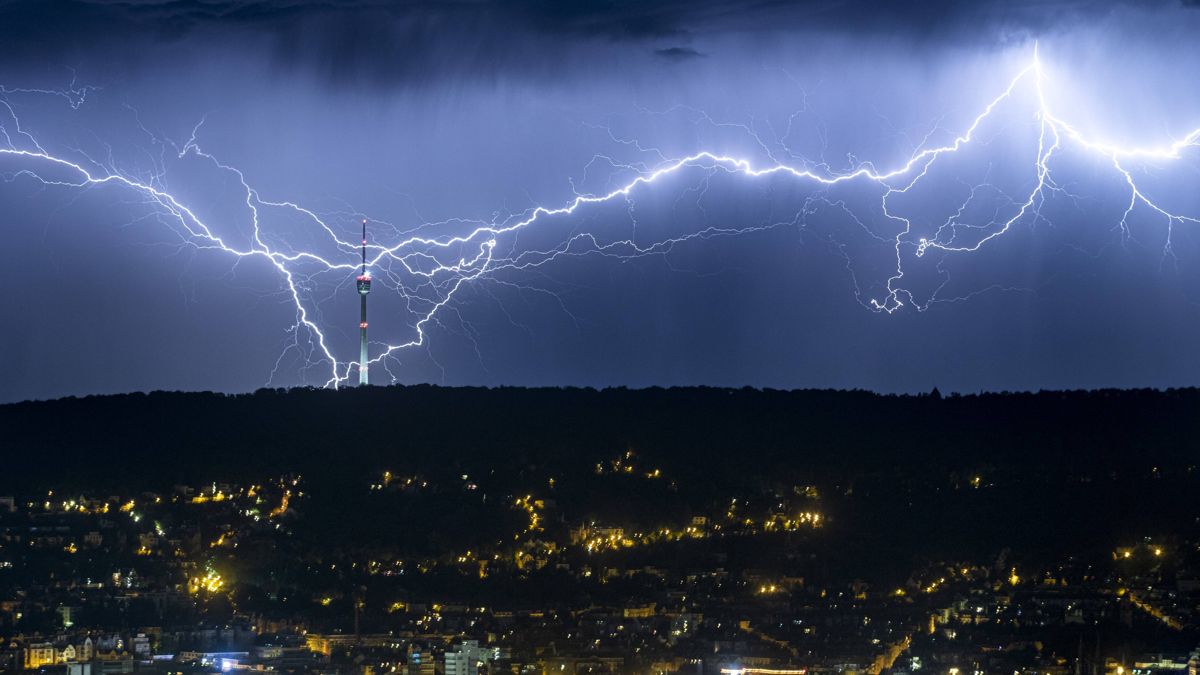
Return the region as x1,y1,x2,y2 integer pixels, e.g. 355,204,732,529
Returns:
2,385,1199,571
2,385,1197,485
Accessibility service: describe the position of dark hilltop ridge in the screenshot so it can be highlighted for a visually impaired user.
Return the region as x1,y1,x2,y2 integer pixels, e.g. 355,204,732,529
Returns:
2,385,1197,575
2,385,1197,483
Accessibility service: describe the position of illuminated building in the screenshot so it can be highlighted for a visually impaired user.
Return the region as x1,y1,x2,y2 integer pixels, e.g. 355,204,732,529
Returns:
446,640,494,675
406,645,436,675
26,643,55,668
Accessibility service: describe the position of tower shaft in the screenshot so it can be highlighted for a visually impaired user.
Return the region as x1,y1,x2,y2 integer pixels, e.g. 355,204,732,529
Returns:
359,293,369,386
356,219,371,386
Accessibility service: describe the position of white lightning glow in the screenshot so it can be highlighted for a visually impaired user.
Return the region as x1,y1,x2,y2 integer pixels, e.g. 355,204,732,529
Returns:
1,47,1197,388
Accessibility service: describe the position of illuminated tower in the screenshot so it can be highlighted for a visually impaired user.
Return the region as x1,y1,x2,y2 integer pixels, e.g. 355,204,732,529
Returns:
356,219,371,386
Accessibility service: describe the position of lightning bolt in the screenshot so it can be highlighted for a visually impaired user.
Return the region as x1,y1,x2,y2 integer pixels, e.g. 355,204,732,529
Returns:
1,46,1197,388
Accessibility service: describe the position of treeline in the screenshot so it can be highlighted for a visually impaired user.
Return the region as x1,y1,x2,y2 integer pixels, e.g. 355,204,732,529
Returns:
1,384,1196,490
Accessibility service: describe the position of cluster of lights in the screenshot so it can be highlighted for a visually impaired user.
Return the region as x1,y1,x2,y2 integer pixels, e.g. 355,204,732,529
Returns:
190,570,224,593
513,495,541,532
584,532,636,553
268,490,291,518
577,508,820,555
371,471,425,490
593,451,664,479
720,662,806,667
762,513,822,531
32,493,154,515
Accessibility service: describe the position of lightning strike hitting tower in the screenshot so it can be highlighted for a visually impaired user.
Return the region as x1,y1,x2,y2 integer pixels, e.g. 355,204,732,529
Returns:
356,219,371,386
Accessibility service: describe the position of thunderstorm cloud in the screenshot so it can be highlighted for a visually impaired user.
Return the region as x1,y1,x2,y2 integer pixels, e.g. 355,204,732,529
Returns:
1,0,1199,401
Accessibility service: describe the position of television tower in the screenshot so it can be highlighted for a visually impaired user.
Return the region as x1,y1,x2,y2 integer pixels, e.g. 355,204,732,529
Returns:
356,219,371,386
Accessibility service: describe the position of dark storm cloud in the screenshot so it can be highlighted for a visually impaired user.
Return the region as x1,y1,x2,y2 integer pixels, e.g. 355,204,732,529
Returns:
0,0,1184,84
3,0,1200,402
654,46,706,61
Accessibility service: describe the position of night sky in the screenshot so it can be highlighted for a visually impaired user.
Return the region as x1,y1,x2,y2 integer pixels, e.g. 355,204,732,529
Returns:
2,0,1200,403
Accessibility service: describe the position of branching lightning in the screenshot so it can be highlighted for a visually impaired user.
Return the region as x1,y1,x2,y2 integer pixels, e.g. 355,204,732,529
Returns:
2,47,1198,388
